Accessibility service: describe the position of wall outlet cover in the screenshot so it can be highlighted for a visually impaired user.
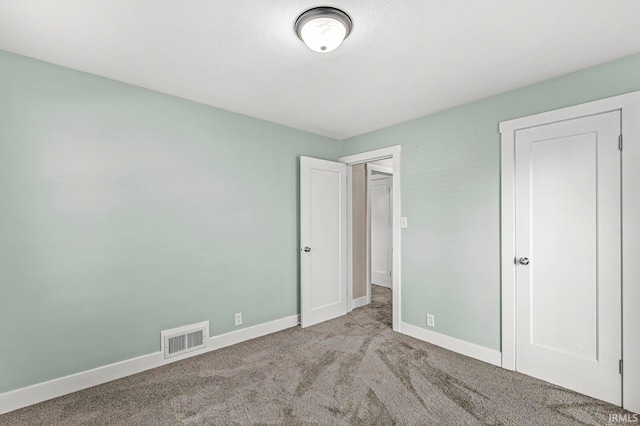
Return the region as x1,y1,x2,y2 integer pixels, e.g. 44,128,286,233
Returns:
426,314,435,327
234,312,243,326
401,217,408,228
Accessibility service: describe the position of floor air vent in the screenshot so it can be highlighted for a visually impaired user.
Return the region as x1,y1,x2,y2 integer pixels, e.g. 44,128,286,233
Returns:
161,321,209,359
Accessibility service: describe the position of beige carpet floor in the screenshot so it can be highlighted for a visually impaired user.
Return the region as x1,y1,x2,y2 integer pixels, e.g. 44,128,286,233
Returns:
0,286,633,425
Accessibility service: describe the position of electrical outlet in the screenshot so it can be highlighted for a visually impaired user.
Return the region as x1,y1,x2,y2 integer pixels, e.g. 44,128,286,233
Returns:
401,217,408,228
426,314,435,328
234,312,243,326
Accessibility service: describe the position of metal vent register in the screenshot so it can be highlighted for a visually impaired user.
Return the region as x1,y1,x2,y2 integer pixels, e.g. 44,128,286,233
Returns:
161,322,209,359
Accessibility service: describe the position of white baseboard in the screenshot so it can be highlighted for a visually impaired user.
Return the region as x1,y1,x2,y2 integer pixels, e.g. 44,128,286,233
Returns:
0,314,299,415
399,322,502,367
208,315,298,351
372,283,392,289
352,296,369,309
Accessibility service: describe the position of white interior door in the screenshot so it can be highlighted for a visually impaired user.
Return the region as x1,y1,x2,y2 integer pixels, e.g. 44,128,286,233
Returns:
515,111,621,405
368,166,392,288
300,156,347,328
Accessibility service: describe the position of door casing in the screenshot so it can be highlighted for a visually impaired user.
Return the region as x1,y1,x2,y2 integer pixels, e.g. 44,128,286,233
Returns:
500,91,640,412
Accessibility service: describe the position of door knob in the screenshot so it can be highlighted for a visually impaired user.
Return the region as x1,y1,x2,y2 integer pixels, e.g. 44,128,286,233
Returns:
303,247,311,253
519,257,530,265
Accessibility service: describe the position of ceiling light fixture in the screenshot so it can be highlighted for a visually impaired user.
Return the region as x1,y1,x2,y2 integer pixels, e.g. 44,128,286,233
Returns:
295,7,352,53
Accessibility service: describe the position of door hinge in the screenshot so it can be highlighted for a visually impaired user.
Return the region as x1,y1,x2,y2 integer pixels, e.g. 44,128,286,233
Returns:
619,359,623,375
619,134,623,151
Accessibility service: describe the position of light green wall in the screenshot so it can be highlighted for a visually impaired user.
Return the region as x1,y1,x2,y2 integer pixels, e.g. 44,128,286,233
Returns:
0,50,340,393
2,47,640,396
341,53,640,351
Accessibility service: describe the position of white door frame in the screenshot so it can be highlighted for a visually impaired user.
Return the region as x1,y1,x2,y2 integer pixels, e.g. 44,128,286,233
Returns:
499,90,640,412
367,164,393,295
340,145,401,332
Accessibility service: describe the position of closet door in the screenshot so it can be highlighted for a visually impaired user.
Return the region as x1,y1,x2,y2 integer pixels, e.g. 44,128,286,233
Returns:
514,111,621,405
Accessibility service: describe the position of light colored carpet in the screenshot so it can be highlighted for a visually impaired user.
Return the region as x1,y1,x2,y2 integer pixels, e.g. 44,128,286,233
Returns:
0,286,633,425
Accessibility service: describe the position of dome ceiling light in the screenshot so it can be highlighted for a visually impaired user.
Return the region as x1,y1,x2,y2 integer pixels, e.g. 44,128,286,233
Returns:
295,7,352,53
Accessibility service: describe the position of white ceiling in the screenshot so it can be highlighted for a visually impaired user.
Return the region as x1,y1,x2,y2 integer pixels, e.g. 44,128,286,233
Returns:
1,1,640,140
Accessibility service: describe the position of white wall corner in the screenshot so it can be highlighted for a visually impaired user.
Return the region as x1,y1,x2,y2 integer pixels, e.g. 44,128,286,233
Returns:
622,103,640,414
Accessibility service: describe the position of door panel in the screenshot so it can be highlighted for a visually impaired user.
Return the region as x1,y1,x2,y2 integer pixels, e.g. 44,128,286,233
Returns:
370,174,392,288
515,111,621,405
300,156,347,328
529,134,598,360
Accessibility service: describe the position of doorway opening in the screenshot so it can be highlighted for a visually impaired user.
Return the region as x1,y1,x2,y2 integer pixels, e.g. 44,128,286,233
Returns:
298,146,401,331
340,146,401,332
349,160,393,326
